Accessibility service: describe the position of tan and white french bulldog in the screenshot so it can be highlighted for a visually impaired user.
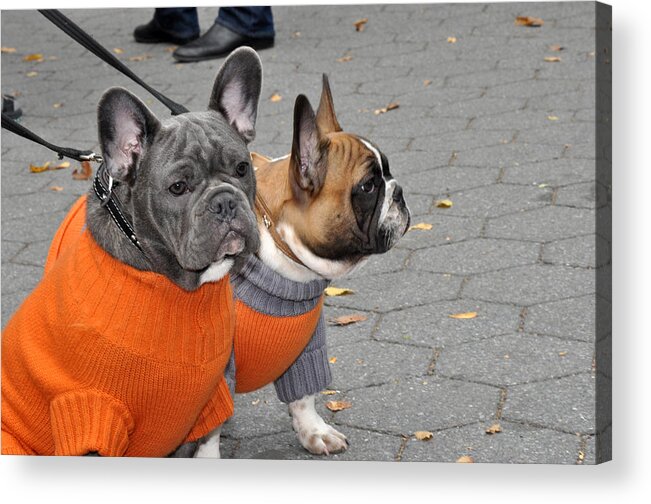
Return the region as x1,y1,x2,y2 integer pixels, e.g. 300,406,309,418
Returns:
195,75,411,458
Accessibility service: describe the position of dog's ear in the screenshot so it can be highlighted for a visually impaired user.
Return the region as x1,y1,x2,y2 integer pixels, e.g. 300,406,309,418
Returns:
290,94,327,199
97,87,160,183
209,46,262,144
315,74,342,135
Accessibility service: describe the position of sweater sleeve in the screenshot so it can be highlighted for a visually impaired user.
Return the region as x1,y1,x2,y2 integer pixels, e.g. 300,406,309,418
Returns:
49,389,133,456
273,311,332,403
183,374,234,443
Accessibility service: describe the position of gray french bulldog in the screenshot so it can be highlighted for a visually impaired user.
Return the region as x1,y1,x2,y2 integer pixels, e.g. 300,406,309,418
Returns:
0,47,263,457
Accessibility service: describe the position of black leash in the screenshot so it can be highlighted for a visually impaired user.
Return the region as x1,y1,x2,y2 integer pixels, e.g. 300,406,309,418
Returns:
1,112,103,162
38,9,189,116
93,163,143,252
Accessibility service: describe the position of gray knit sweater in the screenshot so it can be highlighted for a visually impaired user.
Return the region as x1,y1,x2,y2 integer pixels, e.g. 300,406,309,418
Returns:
225,254,332,403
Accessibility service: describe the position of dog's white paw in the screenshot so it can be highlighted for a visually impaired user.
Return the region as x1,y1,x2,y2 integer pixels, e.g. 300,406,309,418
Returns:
289,394,349,455
296,423,348,455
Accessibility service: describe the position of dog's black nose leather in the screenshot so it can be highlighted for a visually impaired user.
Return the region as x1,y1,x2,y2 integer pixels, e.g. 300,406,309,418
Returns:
209,191,237,221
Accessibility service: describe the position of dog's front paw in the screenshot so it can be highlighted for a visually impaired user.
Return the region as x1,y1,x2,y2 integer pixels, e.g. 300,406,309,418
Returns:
296,423,349,455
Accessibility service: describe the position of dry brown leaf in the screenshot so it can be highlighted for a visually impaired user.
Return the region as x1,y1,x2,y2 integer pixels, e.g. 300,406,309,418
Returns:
354,18,368,32
447,36,457,43
72,161,92,181
128,54,151,62
23,53,44,62
270,93,282,102
291,31,302,39
414,431,433,441
435,198,453,208
336,55,353,63
50,186,64,192
321,390,338,395
408,222,433,232
448,311,478,319
373,102,399,115
26,71,39,78
164,46,178,53
329,313,368,326
29,161,51,173
485,423,502,434
324,286,354,297
423,79,432,87
544,56,561,62
53,161,70,170
329,356,337,364
456,455,475,463
113,48,124,54
549,44,564,52
325,400,352,412
559,351,568,357
515,16,544,27
53,102,64,109
1,47,17,53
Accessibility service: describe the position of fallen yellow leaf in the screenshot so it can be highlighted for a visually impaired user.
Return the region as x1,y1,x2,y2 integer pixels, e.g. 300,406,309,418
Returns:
456,455,475,463
547,115,559,121
329,356,337,364
423,79,432,87
321,390,338,395
559,351,568,357
329,313,368,326
549,44,564,52
26,71,39,77
128,54,151,62
324,287,354,297
23,53,44,62
485,423,502,434
164,46,178,53
353,18,368,32
448,311,478,319
325,400,352,412
336,55,353,63
435,199,453,208
29,161,51,173
515,16,544,27
408,222,433,232
1,47,17,53
447,36,457,43
373,102,400,115
270,93,282,102
53,102,64,109
50,186,64,192
544,56,561,62
113,48,124,54
53,161,70,170
414,431,433,441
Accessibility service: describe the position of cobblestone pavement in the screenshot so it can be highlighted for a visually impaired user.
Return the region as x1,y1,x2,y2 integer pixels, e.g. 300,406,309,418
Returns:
1,3,609,463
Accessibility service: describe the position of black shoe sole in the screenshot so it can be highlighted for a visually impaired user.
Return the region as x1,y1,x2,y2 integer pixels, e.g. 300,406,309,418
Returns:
173,38,274,63
134,32,199,45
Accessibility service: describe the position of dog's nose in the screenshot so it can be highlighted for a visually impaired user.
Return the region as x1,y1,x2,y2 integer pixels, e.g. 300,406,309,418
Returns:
209,191,237,221
392,184,404,203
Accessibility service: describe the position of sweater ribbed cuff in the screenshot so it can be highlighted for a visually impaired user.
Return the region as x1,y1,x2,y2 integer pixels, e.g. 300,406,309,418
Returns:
274,347,332,404
184,377,234,443
50,390,133,456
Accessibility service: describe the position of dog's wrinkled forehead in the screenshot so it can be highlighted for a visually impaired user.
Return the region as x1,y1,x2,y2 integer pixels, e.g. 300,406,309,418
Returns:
152,111,249,174
356,136,392,180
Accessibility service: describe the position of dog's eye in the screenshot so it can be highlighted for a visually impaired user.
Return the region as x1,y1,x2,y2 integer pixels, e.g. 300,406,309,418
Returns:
360,180,376,194
169,181,188,196
235,162,249,177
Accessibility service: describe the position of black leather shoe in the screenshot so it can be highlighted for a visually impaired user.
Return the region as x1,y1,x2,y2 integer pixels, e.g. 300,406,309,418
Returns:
173,23,274,63
133,18,199,45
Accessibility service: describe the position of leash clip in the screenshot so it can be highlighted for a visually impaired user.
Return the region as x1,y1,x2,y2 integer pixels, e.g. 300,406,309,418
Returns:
80,152,104,163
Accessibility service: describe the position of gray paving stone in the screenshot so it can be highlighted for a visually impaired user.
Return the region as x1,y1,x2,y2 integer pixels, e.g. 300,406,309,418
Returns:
486,206,594,242
412,129,515,155
347,246,409,279
1,191,80,221
400,421,580,464
2,291,29,329
409,238,539,275
1,241,25,263
324,270,462,313
375,299,521,348
401,166,500,196
463,264,595,305
453,142,564,167
517,122,595,146
525,295,596,342
556,181,608,208
335,377,500,434
220,385,292,439
396,213,485,250
323,307,380,348
400,193,433,216
502,158,595,186
436,184,553,218
436,333,594,386
328,340,433,391
472,110,575,131
1,262,42,297
542,234,604,268
502,373,596,434
11,240,52,267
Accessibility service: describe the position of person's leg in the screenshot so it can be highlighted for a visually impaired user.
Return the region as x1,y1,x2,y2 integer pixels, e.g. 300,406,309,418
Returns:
214,7,275,39
173,6,274,63
134,8,200,45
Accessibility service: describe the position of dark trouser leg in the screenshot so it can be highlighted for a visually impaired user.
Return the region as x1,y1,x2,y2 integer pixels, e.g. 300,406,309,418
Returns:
154,7,200,39
215,7,275,39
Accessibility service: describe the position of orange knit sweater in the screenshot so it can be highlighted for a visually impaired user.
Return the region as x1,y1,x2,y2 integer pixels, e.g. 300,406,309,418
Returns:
2,227,234,457
42,196,325,396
